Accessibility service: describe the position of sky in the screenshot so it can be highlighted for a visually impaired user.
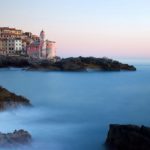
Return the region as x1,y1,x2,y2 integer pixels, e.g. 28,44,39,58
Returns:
0,0,150,59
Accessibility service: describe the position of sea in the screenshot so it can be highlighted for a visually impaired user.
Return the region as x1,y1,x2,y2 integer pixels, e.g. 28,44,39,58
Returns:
0,60,150,150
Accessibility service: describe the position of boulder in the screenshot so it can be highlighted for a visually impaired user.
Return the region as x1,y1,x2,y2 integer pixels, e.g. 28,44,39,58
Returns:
0,130,31,147
105,124,150,150
0,86,31,110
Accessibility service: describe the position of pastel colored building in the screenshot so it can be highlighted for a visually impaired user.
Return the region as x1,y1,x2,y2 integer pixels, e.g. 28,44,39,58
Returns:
27,40,41,58
0,27,22,39
27,30,56,59
0,40,2,50
0,27,56,58
0,38,7,54
0,39,5,54
0,38,22,54
46,41,56,59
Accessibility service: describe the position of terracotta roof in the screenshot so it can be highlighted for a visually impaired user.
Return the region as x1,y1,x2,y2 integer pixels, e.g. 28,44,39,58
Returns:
0,27,9,29
0,27,22,31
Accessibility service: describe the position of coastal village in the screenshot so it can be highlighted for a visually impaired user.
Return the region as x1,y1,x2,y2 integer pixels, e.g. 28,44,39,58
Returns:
0,27,56,60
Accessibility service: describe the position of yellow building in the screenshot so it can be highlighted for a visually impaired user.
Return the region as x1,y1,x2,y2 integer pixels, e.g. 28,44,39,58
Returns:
0,39,7,55
0,27,22,38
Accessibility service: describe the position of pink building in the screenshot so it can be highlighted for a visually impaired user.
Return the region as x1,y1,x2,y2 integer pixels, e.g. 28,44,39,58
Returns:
46,41,56,59
27,40,41,58
27,30,56,59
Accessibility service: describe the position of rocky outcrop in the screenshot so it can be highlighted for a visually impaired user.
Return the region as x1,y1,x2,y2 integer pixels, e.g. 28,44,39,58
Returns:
0,130,31,147
0,55,30,68
55,57,136,71
105,124,150,150
0,86,31,110
0,87,32,147
0,55,136,71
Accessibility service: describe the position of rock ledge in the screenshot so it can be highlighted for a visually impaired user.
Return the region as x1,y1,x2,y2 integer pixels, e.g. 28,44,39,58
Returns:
0,86,31,110
106,124,150,150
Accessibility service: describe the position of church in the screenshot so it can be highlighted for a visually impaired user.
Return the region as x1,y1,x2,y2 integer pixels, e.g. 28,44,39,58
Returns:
27,30,56,59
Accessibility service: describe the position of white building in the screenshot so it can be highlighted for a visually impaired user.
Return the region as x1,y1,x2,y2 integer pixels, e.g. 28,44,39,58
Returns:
39,30,56,59
0,38,22,55
6,38,22,54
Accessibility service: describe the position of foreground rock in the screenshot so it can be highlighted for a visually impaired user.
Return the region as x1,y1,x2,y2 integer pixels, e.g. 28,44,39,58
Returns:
0,55,136,71
0,86,31,110
105,124,150,150
0,130,31,147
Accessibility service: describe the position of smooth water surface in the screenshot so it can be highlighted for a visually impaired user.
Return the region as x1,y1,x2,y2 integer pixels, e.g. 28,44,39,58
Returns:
0,65,150,150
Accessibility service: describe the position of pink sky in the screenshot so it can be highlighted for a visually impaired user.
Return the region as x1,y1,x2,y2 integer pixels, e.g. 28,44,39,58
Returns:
1,0,150,59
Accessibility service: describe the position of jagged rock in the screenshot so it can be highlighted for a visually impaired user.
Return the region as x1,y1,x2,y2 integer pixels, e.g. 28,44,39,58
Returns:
0,55,136,71
0,86,31,110
105,124,150,150
57,57,136,71
0,130,31,147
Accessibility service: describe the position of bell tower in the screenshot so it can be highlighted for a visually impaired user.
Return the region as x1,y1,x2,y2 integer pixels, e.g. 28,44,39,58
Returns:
39,30,46,58
40,30,45,41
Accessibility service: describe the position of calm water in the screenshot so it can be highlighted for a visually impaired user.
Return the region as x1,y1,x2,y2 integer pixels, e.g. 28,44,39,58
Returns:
0,64,150,150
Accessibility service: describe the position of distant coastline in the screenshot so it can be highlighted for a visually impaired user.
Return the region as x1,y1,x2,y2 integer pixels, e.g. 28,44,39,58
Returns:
0,55,136,71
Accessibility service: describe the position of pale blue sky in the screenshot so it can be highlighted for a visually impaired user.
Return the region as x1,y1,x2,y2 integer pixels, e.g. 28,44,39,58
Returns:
1,0,150,58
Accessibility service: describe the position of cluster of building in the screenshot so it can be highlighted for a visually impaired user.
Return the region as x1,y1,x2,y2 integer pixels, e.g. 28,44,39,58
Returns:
0,27,56,59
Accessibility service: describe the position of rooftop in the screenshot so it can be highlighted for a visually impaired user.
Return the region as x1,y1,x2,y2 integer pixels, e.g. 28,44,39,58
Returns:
0,27,22,31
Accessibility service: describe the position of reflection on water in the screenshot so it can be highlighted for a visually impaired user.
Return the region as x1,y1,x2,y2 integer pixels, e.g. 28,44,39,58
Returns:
0,65,150,150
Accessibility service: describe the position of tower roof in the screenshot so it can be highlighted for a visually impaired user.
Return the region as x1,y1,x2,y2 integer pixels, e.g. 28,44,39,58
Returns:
40,30,45,34
40,30,45,40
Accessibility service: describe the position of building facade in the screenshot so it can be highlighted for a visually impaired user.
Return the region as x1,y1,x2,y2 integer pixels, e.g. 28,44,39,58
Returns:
27,40,41,58
46,41,56,59
0,39,7,54
0,40,5,54
0,38,22,54
12,38,22,53
0,27,56,58
0,27,22,39
0,27,23,55
27,30,56,59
